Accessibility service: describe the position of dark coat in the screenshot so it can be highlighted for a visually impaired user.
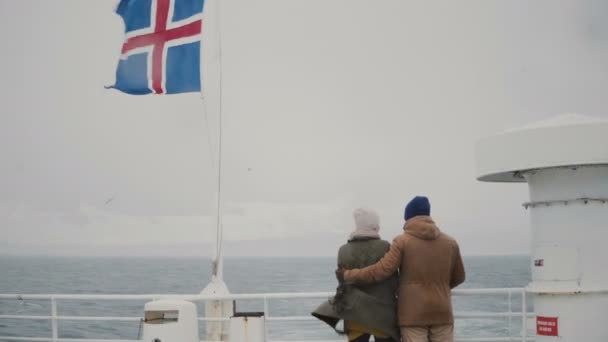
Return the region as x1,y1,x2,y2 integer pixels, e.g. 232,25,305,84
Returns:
312,237,399,341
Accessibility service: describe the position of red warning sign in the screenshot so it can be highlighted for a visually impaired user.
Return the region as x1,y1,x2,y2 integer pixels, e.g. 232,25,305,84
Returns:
536,316,558,336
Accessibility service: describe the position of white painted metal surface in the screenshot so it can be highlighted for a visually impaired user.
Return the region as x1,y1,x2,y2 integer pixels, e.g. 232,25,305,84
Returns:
476,114,608,342
229,314,266,342
201,278,232,341
142,300,199,342
525,166,608,293
475,114,608,182
0,288,533,342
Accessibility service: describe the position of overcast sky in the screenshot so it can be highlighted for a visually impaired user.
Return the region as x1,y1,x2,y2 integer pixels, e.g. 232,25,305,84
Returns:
1,0,608,256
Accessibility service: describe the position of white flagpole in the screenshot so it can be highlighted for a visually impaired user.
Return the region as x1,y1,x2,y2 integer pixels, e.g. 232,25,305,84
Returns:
215,0,224,278
200,0,231,340
201,0,224,282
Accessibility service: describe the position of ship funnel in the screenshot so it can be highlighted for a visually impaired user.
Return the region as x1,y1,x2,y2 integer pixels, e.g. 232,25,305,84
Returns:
476,114,608,341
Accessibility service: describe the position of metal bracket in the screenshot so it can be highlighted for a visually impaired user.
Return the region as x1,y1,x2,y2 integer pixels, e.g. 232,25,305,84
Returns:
523,197,608,209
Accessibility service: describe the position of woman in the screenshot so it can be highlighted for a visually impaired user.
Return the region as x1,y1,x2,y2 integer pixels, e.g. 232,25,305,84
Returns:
312,207,400,342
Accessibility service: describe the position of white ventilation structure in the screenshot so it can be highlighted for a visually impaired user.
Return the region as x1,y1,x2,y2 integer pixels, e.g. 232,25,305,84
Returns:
476,114,608,341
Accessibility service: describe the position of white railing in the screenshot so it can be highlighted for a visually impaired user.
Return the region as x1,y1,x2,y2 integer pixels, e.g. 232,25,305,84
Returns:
0,288,534,342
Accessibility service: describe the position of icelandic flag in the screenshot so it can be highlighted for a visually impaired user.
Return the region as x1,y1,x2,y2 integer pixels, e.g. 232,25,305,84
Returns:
108,0,204,95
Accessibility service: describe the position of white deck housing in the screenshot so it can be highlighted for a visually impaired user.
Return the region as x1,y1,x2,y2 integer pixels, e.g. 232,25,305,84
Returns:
476,114,608,341
142,300,199,342
229,314,266,342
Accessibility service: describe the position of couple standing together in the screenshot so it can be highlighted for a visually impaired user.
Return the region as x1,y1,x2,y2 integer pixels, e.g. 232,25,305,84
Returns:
313,196,466,342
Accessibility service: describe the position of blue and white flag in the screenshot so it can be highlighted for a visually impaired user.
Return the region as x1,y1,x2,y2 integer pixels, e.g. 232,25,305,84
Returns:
109,0,204,95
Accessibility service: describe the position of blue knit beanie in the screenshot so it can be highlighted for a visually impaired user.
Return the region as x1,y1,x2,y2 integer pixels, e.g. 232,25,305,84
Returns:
404,196,431,221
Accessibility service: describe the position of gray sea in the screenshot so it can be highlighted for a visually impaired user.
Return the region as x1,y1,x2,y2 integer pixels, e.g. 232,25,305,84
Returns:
0,255,531,341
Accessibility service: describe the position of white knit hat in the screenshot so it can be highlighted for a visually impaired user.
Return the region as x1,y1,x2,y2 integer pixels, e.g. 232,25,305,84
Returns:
350,207,381,239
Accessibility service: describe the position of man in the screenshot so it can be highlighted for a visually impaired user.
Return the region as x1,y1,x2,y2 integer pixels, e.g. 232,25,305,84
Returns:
337,196,465,342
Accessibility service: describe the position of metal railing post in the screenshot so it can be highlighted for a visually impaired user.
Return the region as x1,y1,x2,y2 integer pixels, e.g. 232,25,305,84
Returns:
521,289,527,342
508,290,512,342
263,295,270,339
51,296,58,342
